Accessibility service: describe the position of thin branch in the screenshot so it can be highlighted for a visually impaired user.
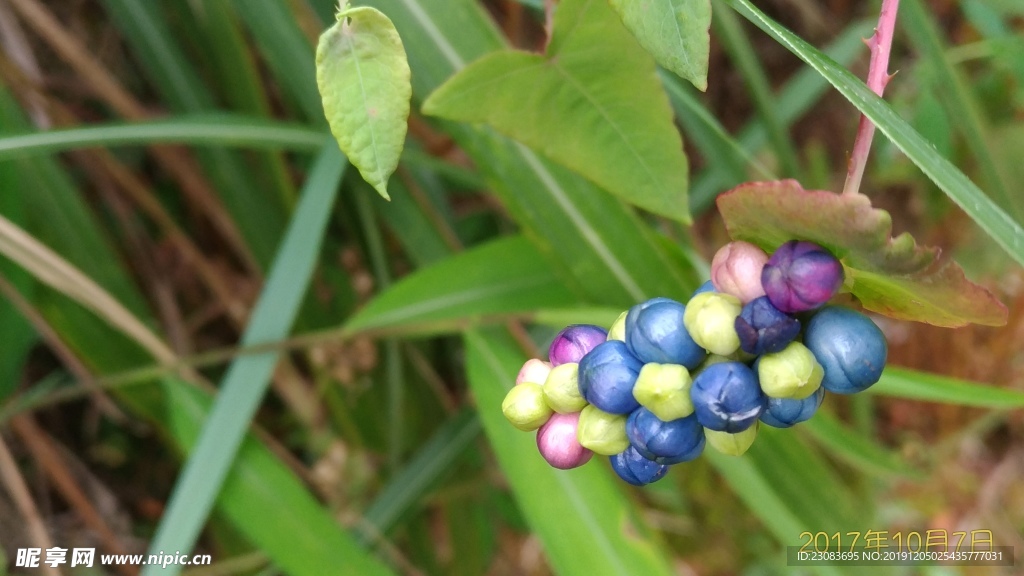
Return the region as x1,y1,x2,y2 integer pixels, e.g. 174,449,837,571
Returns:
0,435,61,576
843,0,900,195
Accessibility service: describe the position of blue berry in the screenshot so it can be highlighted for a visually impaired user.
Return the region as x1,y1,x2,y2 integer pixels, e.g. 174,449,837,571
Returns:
759,387,825,428
625,298,706,369
626,408,705,464
691,280,716,298
762,241,844,313
734,296,800,355
609,446,671,486
803,306,887,394
577,340,643,414
690,362,766,432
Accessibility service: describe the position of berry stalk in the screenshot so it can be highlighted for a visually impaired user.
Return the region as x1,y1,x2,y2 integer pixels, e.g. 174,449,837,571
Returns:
842,0,901,196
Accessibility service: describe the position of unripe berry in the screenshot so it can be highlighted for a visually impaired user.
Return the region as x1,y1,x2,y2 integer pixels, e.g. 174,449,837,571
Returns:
803,306,887,394
502,382,553,431
711,241,769,303
536,412,593,469
760,386,825,428
542,363,587,413
761,240,844,313
734,296,800,355
576,404,630,455
609,446,671,486
516,358,552,386
690,362,766,433
756,341,824,399
704,423,758,456
607,311,628,342
626,408,705,464
632,363,694,421
577,340,644,414
625,298,706,369
683,292,743,356
549,324,608,366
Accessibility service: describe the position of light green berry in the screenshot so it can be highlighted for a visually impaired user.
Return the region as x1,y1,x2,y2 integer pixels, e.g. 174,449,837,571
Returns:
758,341,824,399
576,404,630,455
632,363,693,421
502,383,553,431
607,311,628,342
543,362,587,413
683,292,742,356
704,423,758,456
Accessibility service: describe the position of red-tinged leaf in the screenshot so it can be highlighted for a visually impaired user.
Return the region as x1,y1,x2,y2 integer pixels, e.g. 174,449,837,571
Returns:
717,180,1007,327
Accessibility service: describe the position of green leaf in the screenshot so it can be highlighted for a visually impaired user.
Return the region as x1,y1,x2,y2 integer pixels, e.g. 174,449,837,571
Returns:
344,236,578,336
422,0,690,222
143,144,345,575
722,0,1024,269
0,116,327,160
316,4,411,199
608,0,711,91
160,379,395,576
801,411,926,480
869,367,1024,408
717,180,1007,327
464,328,676,576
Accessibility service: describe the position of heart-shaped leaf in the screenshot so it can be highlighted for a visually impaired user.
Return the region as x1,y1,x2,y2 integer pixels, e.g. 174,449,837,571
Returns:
316,3,410,199
422,0,689,222
717,180,1007,327
609,0,712,91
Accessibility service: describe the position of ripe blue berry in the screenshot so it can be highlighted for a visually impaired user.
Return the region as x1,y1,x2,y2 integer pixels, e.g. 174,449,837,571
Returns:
690,362,766,432
734,296,800,355
548,324,608,366
759,386,825,428
803,306,887,394
609,446,671,486
577,340,644,414
761,241,844,313
626,408,705,464
625,298,706,369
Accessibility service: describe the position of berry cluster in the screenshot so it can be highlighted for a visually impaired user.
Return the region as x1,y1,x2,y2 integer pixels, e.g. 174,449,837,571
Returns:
502,240,888,485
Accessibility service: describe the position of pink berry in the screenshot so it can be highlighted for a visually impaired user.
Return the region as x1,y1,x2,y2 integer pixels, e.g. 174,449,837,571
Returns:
536,412,593,469
711,241,769,303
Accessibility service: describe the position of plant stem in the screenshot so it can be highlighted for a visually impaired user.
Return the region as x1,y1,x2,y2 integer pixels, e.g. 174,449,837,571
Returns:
842,0,900,195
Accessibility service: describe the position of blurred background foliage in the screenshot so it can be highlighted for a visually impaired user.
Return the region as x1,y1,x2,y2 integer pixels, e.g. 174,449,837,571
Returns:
0,0,1021,575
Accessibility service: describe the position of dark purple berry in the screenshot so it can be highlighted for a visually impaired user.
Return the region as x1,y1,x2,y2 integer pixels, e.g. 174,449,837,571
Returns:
761,241,844,313
734,296,801,355
548,324,608,366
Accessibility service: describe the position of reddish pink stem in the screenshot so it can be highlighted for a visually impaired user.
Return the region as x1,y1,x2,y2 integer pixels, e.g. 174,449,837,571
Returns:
843,0,901,195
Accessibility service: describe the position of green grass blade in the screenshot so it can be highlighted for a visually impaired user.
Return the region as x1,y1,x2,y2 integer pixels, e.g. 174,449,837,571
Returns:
360,409,481,541
868,367,1024,408
160,379,395,576
343,235,578,336
465,328,677,576
0,116,328,160
723,0,1024,267
142,144,345,574
801,411,926,479
900,0,1018,221
231,0,324,124
711,1,801,178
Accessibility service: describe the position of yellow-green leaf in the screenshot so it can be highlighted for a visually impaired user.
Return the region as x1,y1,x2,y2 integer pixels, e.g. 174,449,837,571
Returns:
422,0,689,222
609,0,711,91
316,4,410,199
